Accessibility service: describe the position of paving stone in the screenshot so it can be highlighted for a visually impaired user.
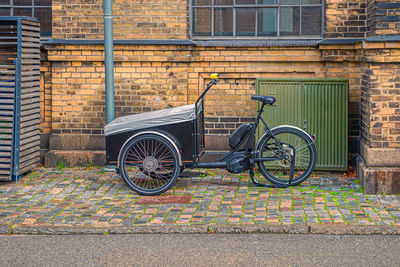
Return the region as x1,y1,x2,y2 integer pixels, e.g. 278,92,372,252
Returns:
0,167,399,231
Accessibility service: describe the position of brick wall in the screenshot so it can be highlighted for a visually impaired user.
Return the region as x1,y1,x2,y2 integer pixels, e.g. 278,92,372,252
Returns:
357,41,400,194
360,64,371,143
366,0,375,37
325,0,366,38
40,52,52,134
189,48,323,118
45,44,192,134
360,45,400,148
375,0,400,36
44,43,363,154
366,0,400,37
52,0,377,40
52,0,188,39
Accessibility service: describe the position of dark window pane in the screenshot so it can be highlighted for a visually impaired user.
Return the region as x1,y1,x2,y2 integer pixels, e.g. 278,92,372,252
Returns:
303,0,321,4
215,0,232,5
302,6,321,35
14,0,32,5
14,8,32,16
257,0,277,4
34,0,51,6
35,7,51,36
0,0,11,5
193,8,211,36
214,8,233,36
258,8,277,36
236,8,255,36
280,0,300,4
0,7,10,15
236,0,255,4
193,0,211,6
280,7,299,36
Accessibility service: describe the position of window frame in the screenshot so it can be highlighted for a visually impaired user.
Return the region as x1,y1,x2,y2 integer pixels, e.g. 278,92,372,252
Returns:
0,0,52,39
189,0,325,40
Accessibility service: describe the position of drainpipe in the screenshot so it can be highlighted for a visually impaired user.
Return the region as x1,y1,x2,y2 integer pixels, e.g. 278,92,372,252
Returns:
104,0,114,124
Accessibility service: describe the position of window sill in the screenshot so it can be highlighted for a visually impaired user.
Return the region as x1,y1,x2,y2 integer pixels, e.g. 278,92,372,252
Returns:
43,39,196,46
192,39,323,47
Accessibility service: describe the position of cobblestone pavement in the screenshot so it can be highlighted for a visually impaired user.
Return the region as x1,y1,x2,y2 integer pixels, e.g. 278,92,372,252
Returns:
0,167,400,231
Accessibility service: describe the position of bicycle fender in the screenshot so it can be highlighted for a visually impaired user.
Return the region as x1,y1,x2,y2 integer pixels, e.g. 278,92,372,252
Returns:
272,125,313,139
117,130,183,168
255,125,316,151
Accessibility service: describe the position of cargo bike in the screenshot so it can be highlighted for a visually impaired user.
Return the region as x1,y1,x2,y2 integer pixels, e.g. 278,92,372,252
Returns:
105,74,317,195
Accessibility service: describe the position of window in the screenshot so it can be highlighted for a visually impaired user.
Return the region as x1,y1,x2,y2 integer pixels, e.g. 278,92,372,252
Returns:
0,0,51,38
191,0,323,38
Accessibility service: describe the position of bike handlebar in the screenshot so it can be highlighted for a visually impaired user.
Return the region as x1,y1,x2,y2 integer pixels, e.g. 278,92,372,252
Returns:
196,74,219,106
194,74,219,155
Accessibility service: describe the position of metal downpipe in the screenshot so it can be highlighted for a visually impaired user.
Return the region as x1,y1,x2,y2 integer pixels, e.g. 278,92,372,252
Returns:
104,0,114,124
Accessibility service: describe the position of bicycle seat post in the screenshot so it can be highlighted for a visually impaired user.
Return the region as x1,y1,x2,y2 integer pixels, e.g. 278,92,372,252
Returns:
256,102,265,122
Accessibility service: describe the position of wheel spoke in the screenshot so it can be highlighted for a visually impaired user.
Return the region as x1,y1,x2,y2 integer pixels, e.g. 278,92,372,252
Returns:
120,135,180,195
157,146,171,162
128,145,144,160
257,129,315,185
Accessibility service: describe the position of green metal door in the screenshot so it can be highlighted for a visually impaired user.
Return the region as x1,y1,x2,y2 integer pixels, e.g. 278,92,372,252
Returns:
256,78,348,171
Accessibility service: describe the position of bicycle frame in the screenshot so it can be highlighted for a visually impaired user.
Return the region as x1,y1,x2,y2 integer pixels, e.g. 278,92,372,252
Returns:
110,74,313,195
192,79,289,169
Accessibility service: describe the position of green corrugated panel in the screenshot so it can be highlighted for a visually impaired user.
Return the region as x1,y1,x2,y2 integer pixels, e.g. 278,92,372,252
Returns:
256,78,348,171
303,82,348,170
256,81,303,138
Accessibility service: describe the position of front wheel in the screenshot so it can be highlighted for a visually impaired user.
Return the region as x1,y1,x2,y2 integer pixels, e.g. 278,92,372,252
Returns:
256,126,316,186
119,134,181,196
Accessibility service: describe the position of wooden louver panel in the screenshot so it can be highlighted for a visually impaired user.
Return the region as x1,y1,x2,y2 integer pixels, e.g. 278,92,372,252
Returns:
0,18,40,181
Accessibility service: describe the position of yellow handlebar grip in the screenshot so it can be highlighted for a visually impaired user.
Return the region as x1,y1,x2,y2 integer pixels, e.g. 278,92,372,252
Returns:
210,73,219,80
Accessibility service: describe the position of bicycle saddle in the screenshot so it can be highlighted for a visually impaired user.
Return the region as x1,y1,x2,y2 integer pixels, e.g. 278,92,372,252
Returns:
251,95,276,105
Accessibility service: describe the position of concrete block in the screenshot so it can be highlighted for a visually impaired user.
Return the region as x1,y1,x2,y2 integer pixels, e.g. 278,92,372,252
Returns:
357,156,400,194
45,150,106,167
49,135,105,150
360,139,400,167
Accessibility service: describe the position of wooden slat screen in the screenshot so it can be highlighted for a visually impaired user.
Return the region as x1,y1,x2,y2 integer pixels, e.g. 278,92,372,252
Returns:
0,18,40,181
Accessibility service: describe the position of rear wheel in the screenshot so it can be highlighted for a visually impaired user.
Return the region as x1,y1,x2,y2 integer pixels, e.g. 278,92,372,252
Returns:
119,134,181,195
256,126,316,186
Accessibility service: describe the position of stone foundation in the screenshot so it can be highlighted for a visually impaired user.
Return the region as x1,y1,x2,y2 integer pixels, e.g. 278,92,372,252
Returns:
357,158,400,194
45,150,106,168
358,139,400,194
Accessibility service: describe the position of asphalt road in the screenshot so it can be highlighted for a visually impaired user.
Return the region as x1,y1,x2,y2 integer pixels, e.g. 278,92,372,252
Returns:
0,234,399,266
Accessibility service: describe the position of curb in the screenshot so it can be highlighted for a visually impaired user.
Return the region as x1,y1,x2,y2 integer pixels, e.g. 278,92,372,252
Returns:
109,225,209,234
12,226,107,235
309,224,400,235
1,224,400,235
0,225,10,235
209,224,309,234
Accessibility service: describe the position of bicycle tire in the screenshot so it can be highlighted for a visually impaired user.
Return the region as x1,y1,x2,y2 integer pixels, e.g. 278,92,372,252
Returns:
256,126,316,186
119,133,181,196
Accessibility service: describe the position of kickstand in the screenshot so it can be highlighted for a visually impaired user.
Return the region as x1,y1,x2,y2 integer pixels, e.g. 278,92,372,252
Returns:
248,163,288,189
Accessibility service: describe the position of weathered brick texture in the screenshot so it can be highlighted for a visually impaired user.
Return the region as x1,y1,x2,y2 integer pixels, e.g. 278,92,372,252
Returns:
52,0,188,39
357,41,400,194
367,0,400,36
52,0,399,41
46,44,192,134
375,0,400,36
360,47,400,148
366,0,375,36
44,44,363,154
40,53,52,134
325,0,366,38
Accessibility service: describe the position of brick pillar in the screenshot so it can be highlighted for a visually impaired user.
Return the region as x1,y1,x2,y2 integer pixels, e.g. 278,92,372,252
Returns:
374,0,400,36
357,41,400,194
